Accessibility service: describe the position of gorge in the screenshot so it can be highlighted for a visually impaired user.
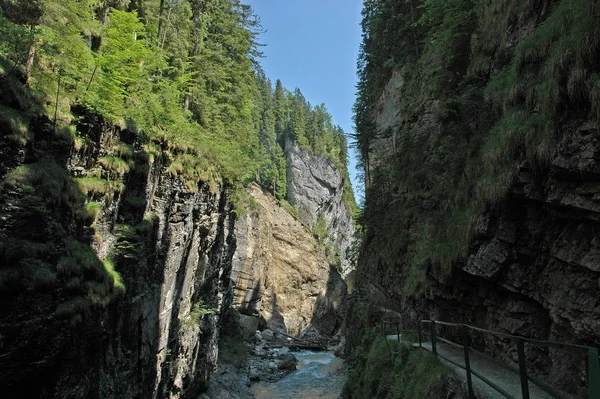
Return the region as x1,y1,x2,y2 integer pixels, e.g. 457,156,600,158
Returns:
1,0,600,398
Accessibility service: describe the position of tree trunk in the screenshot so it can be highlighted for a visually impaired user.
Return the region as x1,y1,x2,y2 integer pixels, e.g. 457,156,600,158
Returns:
24,26,39,84
157,0,165,43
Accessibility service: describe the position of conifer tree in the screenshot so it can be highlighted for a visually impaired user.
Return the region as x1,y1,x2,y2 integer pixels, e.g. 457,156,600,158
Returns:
273,79,287,144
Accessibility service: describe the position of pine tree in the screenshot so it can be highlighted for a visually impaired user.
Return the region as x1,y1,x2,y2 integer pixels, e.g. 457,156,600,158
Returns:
273,79,287,144
289,88,308,147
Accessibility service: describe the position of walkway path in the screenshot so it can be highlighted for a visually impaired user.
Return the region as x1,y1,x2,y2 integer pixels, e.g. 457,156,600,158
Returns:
386,334,571,399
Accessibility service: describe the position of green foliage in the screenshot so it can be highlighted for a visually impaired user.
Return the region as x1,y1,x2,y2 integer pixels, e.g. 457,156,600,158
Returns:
1,0,356,211
85,10,150,118
325,242,342,272
343,175,359,217
112,142,135,159
57,239,103,278
113,224,142,262
416,0,476,93
76,177,124,197
57,239,118,307
0,11,34,76
182,300,215,332
102,259,125,293
166,152,219,193
0,154,125,319
136,215,158,235
83,201,101,223
313,212,328,242
231,187,260,216
99,156,132,177
342,334,451,399
3,158,84,212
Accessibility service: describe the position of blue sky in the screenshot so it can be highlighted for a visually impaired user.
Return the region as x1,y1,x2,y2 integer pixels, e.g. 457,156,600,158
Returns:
245,0,364,201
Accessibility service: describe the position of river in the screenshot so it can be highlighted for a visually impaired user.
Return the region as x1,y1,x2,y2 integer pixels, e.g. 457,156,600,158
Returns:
251,350,347,399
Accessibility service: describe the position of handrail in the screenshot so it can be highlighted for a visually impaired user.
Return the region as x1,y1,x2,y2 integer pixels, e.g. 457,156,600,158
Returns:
383,318,599,399
420,319,593,351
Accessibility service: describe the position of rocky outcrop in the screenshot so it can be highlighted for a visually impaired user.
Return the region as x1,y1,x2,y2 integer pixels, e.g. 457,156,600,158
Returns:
285,142,356,276
365,86,600,399
232,184,346,337
424,121,600,393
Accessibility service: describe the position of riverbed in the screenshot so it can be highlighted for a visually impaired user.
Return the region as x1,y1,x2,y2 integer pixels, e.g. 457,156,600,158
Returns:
251,351,346,399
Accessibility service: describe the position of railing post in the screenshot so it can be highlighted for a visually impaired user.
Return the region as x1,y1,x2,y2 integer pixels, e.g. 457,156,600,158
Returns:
517,339,530,399
397,320,400,342
461,325,474,399
431,321,437,356
589,347,600,399
418,321,422,347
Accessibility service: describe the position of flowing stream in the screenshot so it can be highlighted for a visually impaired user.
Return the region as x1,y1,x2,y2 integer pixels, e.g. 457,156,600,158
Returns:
251,351,347,399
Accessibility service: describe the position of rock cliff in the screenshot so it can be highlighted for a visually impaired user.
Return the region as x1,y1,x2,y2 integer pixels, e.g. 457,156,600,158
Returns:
0,103,347,398
0,107,238,398
353,1,600,396
285,142,356,276
420,122,600,393
232,184,346,337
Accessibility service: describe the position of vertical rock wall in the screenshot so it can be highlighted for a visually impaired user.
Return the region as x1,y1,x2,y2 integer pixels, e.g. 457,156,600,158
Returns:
355,3,600,396
285,142,356,276
231,184,346,337
0,112,238,398
0,96,352,398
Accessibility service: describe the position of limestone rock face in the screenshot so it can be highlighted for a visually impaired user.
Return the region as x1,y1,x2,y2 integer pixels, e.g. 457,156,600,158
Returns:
232,184,346,336
418,126,600,392
285,142,356,276
1,108,349,398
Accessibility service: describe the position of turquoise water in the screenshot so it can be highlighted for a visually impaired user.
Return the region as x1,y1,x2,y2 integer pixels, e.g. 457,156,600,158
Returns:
251,351,346,399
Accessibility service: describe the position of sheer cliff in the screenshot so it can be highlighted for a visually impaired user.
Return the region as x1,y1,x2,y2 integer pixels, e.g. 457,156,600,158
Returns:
286,142,357,277
352,0,600,395
232,184,346,337
0,108,238,398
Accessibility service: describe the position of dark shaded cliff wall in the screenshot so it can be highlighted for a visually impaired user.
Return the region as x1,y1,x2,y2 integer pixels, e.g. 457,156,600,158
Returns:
0,98,237,398
353,0,600,395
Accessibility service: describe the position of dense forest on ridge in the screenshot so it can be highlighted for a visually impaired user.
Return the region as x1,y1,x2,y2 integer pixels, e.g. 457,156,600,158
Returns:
0,0,355,203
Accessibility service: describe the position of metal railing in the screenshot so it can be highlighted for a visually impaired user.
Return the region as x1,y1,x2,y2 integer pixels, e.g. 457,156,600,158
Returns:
381,318,600,399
